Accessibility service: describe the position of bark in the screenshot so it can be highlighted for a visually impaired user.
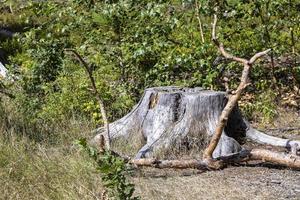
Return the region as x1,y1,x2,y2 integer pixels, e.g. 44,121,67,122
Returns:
0,62,8,78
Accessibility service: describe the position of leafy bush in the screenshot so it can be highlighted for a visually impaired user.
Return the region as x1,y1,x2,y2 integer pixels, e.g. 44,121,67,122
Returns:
76,138,140,200
241,89,277,123
0,0,299,137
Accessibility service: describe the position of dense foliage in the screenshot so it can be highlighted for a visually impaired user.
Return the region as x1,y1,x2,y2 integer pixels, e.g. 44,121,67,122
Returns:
0,0,299,139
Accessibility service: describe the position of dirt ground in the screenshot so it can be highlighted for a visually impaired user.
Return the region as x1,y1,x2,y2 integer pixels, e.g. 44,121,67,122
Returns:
134,165,300,200
133,110,300,200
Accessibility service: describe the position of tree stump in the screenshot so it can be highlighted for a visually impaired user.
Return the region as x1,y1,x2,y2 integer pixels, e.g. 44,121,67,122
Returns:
93,86,299,159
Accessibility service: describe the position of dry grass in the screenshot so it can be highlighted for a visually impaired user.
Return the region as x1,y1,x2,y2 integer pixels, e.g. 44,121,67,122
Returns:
0,122,105,200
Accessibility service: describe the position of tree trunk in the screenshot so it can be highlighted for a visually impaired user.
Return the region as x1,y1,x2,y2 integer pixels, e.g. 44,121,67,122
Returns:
93,87,240,158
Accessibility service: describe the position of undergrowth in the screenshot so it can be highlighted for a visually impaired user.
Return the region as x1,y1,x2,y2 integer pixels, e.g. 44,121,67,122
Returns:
76,138,140,200
240,89,278,123
0,126,104,200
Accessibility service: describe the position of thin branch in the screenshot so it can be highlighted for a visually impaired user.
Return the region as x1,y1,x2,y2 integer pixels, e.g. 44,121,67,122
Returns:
211,13,217,41
130,150,250,170
195,0,205,43
249,49,271,64
130,158,210,170
211,14,248,64
64,49,111,150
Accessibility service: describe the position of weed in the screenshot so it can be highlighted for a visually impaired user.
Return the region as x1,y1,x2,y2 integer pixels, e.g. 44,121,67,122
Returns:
76,138,140,200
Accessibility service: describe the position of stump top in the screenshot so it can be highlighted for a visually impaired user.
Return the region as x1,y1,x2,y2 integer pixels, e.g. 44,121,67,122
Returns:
146,86,225,96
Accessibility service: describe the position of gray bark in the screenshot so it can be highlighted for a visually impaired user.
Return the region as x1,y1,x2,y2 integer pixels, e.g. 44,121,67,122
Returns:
92,86,300,158
0,62,8,78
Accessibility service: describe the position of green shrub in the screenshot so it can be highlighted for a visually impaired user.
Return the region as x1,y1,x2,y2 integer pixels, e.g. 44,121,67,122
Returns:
76,138,140,200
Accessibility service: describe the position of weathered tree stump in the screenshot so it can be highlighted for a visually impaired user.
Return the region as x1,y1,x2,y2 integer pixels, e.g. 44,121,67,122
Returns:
93,86,299,159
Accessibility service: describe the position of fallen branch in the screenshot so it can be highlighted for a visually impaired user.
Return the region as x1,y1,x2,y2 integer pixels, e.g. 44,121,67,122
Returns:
130,150,251,170
266,127,300,132
129,149,300,170
64,49,111,150
130,158,210,170
250,149,300,169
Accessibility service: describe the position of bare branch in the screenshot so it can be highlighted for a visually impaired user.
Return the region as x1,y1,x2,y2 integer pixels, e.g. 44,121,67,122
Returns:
249,49,271,64
130,152,246,170
64,49,111,150
130,158,210,170
211,13,217,41
64,49,90,71
218,45,248,64
211,14,248,64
